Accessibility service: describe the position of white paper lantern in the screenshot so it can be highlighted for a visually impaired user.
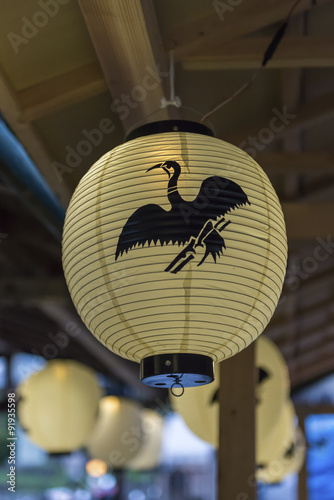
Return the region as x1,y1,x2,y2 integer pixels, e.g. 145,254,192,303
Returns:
62,120,287,387
171,336,290,450
18,360,101,453
127,409,164,470
86,396,144,468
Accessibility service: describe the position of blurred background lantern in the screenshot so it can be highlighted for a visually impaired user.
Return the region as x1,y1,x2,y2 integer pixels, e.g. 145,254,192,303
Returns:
18,359,101,453
127,408,164,471
62,120,287,388
85,458,108,478
257,419,306,484
257,398,296,466
86,396,144,469
171,336,290,453
256,335,291,463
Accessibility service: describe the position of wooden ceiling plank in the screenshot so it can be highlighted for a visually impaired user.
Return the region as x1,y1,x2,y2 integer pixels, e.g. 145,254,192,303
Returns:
282,201,334,239
77,0,174,133
170,0,332,59
227,91,334,146
268,297,334,342
288,347,334,386
182,37,334,70
18,62,107,122
256,151,334,175
0,67,71,207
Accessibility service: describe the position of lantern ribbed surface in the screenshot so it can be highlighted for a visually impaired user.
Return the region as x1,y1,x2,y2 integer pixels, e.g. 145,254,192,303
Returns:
62,125,287,368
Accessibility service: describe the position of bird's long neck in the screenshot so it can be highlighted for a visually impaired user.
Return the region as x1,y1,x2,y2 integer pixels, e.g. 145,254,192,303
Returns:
167,170,182,206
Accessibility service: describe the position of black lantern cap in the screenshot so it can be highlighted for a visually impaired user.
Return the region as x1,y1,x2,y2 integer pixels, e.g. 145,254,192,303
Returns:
140,353,214,391
126,119,214,142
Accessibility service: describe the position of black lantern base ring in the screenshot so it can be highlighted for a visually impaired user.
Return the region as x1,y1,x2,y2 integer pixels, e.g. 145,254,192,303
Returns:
140,353,214,389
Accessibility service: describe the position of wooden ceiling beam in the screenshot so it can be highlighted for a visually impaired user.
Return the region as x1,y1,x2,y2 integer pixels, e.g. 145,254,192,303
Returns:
17,62,107,122
288,348,334,388
227,91,334,146
182,37,334,70
170,0,331,59
77,0,175,134
268,297,334,342
282,202,334,239
0,67,71,207
279,321,334,359
256,151,334,175
0,278,68,303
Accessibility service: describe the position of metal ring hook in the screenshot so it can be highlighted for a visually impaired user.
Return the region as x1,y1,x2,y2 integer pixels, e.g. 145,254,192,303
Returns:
170,381,185,397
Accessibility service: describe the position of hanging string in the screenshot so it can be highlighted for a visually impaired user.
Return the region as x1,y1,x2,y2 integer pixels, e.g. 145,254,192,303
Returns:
200,0,305,123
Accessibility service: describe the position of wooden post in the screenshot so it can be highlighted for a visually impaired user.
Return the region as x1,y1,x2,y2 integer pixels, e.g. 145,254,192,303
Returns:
218,342,257,500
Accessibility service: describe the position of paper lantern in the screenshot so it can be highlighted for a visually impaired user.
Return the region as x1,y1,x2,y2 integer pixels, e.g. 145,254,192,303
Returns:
127,409,164,470
18,360,101,453
257,418,305,483
86,396,144,469
171,336,289,449
62,120,287,388
258,398,295,465
256,336,291,463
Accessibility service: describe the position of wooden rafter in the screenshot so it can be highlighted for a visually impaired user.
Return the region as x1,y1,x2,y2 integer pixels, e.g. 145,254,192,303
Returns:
289,349,334,387
227,91,334,146
169,0,332,58
282,202,334,239
0,66,71,207
17,62,107,122
77,0,175,133
182,37,334,70
256,151,334,175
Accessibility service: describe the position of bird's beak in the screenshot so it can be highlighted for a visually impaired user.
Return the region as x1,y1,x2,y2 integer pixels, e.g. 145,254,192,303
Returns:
146,163,170,178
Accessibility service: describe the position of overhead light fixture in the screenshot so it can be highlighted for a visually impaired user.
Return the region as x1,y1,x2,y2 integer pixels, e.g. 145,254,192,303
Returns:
62,120,287,389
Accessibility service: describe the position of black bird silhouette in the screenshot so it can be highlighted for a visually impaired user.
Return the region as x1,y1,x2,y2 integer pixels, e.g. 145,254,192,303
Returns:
211,367,271,406
115,160,250,270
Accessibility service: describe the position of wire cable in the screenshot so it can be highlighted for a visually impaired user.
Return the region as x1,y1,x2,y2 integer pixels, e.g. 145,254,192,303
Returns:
200,0,305,123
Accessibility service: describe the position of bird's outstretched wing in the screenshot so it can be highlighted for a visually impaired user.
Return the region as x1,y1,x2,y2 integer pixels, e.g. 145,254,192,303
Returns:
192,176,250,222
115,204,187,260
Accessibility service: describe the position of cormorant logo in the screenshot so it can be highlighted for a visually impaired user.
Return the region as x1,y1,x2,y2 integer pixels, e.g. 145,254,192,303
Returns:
116,160,250,273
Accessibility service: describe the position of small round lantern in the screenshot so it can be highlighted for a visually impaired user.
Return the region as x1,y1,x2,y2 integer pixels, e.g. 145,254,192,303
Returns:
127,409,164,470
62,120,287,388
86,396,144,469
171,336,290,450
18,360,101,453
